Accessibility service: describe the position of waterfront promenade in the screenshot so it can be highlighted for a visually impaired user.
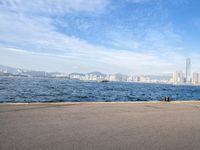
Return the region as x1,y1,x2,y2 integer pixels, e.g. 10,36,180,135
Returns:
0,101,200,150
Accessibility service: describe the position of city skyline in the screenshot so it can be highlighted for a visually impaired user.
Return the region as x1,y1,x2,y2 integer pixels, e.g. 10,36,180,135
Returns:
173,58,200,85
0,0,200,74
0,64,174,84
1,59,199,85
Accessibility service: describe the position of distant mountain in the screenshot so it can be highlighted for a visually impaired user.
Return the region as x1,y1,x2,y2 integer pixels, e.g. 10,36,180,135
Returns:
0,65,55,77
0,65,24,74
70,72,85,76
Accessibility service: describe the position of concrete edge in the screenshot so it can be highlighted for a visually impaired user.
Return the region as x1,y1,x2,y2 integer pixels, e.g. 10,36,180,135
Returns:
0,100,200,105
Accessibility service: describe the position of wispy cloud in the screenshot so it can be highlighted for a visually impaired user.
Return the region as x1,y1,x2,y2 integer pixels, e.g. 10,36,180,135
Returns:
0,0,109,16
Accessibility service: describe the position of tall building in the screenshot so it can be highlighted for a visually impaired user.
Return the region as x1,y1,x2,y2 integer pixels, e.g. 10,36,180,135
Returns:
192,72,199,85
186,58,191,83
173,71,184,84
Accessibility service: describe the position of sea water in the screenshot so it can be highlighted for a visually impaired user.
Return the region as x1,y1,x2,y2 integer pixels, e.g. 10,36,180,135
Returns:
0,77,200,102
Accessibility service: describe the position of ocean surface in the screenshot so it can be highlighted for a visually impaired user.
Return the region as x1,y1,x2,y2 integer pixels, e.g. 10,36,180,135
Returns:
0,77,200,102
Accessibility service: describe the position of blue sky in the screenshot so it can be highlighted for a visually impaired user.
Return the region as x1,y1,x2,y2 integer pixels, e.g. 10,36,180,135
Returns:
0,0,200,74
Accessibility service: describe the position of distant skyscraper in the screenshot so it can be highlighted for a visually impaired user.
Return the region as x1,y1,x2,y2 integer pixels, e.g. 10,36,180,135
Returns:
192,72,199,85
173,71,184,84
186,58,191,83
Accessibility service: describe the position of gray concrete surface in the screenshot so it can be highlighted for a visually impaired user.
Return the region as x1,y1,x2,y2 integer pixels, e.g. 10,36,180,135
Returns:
0,102,200,150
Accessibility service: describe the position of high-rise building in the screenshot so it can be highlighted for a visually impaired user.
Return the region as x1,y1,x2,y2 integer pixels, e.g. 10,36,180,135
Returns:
173,71,184,84
192,72,199,85
186,58,191,83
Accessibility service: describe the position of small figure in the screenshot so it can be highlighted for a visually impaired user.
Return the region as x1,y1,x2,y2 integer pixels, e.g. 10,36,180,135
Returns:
163,96,170,102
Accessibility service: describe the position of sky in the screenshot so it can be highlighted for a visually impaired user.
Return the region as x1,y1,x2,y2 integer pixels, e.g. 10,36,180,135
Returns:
0,0,200,75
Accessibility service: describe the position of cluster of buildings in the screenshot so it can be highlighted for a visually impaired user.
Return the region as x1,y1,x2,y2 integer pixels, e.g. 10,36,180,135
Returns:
0,66,172,84
69,72,130,82
68,72,170,83
65,58,199,85
171,58,199,85
0,67,172,83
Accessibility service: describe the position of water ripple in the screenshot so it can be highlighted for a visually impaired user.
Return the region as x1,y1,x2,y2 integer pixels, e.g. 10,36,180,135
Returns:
0,77,200,102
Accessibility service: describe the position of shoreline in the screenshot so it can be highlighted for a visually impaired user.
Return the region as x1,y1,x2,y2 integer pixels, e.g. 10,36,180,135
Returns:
0,100,200,105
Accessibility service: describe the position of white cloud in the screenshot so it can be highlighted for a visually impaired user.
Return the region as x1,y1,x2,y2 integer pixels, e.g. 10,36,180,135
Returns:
0,0,109,16
0,9,107,54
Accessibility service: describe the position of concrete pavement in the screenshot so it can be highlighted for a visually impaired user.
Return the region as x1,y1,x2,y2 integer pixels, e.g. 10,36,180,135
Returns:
0,101,200,150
